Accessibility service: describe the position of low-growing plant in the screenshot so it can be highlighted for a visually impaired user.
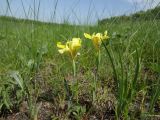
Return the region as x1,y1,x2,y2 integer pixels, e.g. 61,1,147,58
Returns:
103,41,140,119
149,63,160,113
57,38,82,105
84,31,109,101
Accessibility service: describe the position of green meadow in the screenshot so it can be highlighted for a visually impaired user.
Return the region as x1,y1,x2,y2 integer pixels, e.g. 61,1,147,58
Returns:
0,6,160,120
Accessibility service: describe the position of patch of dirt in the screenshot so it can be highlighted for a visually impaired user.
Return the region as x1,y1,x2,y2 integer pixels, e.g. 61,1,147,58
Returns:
37,102,54,120
0,101,54,120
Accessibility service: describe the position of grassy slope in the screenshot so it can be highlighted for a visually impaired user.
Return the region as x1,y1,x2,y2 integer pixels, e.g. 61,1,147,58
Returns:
0,13,160,119
0,17,159,71
99,6,160,23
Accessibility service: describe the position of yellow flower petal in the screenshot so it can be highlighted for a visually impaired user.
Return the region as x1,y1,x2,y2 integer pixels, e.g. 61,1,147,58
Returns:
84,33,92,39
93,37,101,50
95,33,102,39
58,49,65,54
103,35,109,40
57,38,82,59
58,46,70,54
103,31,109,40
71,38,81,49
57,42,65,48
104,31,108,35
84,30,109,50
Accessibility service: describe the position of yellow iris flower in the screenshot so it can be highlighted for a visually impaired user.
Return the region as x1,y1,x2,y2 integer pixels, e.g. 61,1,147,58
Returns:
84,31,109,50
57,38,81,59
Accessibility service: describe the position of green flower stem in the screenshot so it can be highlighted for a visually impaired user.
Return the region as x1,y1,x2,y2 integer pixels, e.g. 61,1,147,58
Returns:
93,50,101,101
72,59,79,103
73,59,76,77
